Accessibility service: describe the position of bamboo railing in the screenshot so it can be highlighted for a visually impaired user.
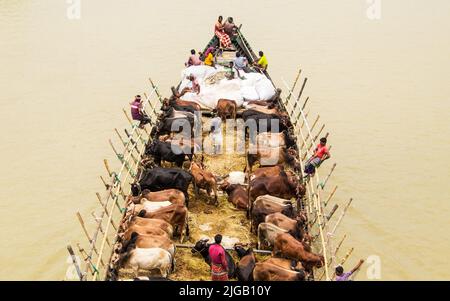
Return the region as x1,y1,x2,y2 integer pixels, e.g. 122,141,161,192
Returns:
280,70,355,281
66,82,162,281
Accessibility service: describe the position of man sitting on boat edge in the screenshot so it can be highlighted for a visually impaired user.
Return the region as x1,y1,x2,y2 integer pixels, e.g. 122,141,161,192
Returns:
303,137,331,178
130,95,152,129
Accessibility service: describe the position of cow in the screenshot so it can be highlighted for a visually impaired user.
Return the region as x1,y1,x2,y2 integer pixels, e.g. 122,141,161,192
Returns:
190,161,218,205
242,110,291,134
257,222,289,250
219,181,248,210
253,262,306,281
113,247,172,278
273,233,324,272
234,245,256,281
215,99,237,121
150,116,194,139
118,232,175,258
131,200,173,216
191,238,236,279
249,171,305,203
128,189,185,207
121,217,173,238
119,224,170,242
137,204,189,242
145,140,190,168
250,195,296,233
263,257,304,272
255,131,296,149
131,167,193,207
250,165,285,180
165,94,202,113
265,212,309,242
246,146,299,172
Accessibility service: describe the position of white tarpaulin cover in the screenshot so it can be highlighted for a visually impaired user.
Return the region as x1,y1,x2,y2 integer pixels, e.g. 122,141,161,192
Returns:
178,65,275,109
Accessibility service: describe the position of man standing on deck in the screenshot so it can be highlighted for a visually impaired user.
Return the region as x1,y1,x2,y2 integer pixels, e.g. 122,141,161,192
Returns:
208,234,229,281
335,259,364,281
130,95,151,128
304,137,331,178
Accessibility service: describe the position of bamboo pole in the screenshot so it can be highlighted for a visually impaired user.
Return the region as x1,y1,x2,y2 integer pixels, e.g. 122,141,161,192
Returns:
318,163,337,190
326,204,339,221
115,128,138,164
95,193,117,231
330,198,353,236
67,245,83,281
76,243,94,275
76,212,105,267
283,69,302,106
324,185,338,207
148,78,164,103
300,115,320,148
91,211,111,247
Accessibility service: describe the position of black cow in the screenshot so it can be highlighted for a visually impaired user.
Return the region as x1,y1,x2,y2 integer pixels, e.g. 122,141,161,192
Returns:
150,117,193,139
191,239,236,279
234,245,256,281
131,167,193,206
145,140,191,167
242,110,291,136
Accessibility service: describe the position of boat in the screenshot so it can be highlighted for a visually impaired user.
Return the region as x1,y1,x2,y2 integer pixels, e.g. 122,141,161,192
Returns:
66,22,353,282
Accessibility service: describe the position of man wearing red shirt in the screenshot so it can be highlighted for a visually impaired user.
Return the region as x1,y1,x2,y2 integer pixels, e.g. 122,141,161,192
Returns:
304,137,331,177
208,234,229,281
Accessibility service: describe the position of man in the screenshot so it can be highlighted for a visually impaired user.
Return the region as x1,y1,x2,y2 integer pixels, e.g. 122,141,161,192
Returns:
336,259,364,281
178,74,201,97
210,113,223,154
233,52,251,73
224,61,236,80
224,17,237,37
208,234,228,281
130,95,151,128
185,49,202,67
304,137,331,177
253,51,268,72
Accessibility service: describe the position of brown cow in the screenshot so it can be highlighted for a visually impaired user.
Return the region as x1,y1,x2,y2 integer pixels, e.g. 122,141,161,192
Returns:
264,257,304,272
119,224,170,242
219,181,248,210
250,196,295,233
216,99,237,121
249,171,304,205
247,147,299,172
137,204,189,242
124,217,174,238
118,233,175,258
253,262,306,281
190,161,218,205
265,212,309,242
250,165,285,180
128,189,186,206
273,233,324,271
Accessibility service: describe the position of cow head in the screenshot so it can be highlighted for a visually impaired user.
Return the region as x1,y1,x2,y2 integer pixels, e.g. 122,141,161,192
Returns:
130,183,141,197
191,238,210,260
234,244,252,259
295,269,307,281
296,184,306,197
281,203,296,218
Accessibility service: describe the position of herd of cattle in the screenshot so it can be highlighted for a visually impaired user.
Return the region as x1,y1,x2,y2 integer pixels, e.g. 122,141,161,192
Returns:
108,90,324,281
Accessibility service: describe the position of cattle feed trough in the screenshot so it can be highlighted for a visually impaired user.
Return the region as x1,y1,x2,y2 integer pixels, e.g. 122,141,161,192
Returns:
67,25,355,281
